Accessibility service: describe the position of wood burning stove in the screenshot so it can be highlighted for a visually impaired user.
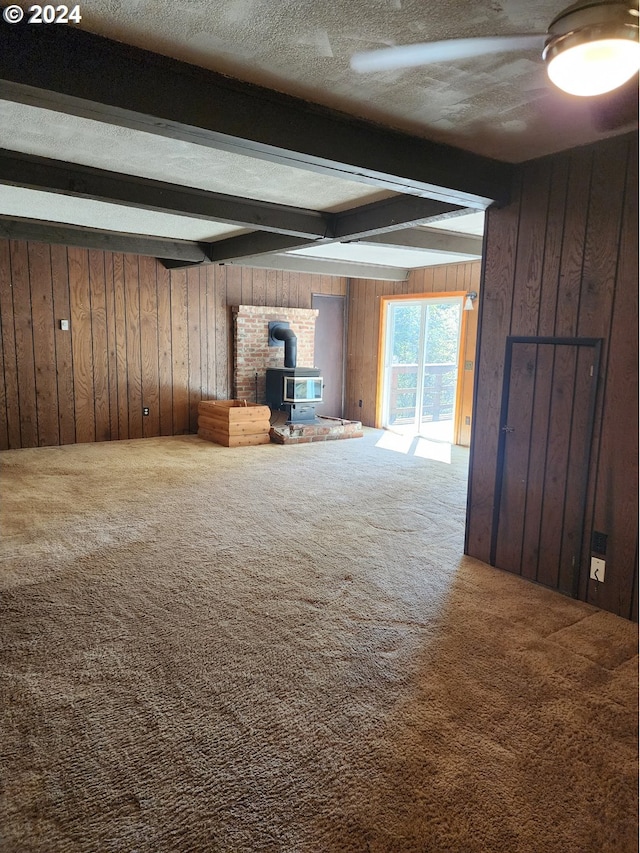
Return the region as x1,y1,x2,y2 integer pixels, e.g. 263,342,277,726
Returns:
266,320,323,423
266,367,323,424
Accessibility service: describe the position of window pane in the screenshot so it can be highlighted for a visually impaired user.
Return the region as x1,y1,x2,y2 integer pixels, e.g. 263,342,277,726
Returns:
392,304,421,364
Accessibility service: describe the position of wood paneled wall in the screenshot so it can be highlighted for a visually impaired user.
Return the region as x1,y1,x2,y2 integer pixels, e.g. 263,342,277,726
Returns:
0,247,346,448
466,132,638,619
344,261,481,440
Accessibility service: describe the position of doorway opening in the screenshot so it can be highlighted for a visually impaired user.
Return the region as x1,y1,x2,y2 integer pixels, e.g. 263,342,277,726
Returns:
312,293,346,418
379,293,468,445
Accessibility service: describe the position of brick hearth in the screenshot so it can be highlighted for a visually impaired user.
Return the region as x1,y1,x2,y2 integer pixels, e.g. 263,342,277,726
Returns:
270,417,363,445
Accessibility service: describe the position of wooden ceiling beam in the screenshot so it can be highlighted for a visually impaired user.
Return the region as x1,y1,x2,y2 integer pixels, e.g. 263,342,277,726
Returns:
199,196,467,266
332,197,467,240
0,216,209,262
0,150,330,238
356,226,483,255
0,152,478,267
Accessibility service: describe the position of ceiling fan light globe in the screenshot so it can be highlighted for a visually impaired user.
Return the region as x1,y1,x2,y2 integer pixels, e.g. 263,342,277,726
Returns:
545,28,640,96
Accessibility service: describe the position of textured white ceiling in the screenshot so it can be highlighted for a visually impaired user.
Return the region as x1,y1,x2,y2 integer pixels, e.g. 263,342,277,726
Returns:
70,0,629,162
1,0,632,277
0,186,245,241
0,100,393,210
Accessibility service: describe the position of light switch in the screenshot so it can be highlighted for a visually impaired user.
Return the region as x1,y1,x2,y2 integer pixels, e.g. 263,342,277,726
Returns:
59,319,69,331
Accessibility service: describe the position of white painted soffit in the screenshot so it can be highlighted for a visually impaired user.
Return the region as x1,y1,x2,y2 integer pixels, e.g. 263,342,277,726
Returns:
287,241,480,269
227,253,409,282
424,210,486,235
0,100,396,211
0,185,245,241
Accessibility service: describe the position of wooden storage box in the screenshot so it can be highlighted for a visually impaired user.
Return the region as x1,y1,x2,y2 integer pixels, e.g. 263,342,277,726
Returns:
198,400,271,447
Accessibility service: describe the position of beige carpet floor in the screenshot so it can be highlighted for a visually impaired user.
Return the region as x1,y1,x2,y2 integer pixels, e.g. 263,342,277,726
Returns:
0,430,637,853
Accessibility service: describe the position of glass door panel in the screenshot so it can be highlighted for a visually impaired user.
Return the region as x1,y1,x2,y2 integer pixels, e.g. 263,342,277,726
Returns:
382,296,463,441
421,300,463,441
386,302,422,425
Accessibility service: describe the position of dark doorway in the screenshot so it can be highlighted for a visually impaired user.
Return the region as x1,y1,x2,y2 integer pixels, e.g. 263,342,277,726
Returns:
312,294,345,418
491,336,601,597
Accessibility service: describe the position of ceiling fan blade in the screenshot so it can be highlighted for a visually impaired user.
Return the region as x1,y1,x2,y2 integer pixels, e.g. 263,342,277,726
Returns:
350,34,547,73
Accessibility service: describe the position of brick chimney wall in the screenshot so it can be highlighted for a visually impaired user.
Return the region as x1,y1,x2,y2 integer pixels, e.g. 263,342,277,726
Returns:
233,305,319,403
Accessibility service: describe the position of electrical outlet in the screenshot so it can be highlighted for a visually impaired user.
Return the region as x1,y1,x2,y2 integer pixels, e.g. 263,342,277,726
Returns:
59,319,69,331
590,557,606,582
143,407,150,416
358,399,363,408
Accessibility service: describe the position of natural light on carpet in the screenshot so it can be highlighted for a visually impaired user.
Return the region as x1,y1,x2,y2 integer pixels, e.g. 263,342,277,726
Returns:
375,430,452,463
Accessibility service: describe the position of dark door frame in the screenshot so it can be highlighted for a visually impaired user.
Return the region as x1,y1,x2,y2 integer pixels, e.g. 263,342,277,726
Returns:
490,335,602,597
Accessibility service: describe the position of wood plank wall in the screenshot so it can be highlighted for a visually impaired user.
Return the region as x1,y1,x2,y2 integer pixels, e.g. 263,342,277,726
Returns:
0,249,345,448
466,132,638,619
344,261,481,442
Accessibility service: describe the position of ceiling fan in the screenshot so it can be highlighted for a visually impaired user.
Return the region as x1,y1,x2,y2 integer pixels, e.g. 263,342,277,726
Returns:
351,1,639,117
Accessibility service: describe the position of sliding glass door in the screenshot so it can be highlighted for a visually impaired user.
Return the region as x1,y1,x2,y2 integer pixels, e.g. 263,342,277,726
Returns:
381,296,464,442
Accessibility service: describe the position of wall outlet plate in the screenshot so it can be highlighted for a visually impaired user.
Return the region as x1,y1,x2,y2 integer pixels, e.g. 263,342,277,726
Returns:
590,557,606,582
59,319,69,331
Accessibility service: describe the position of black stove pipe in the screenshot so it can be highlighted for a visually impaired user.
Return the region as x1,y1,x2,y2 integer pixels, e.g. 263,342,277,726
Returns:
271,325,297,368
